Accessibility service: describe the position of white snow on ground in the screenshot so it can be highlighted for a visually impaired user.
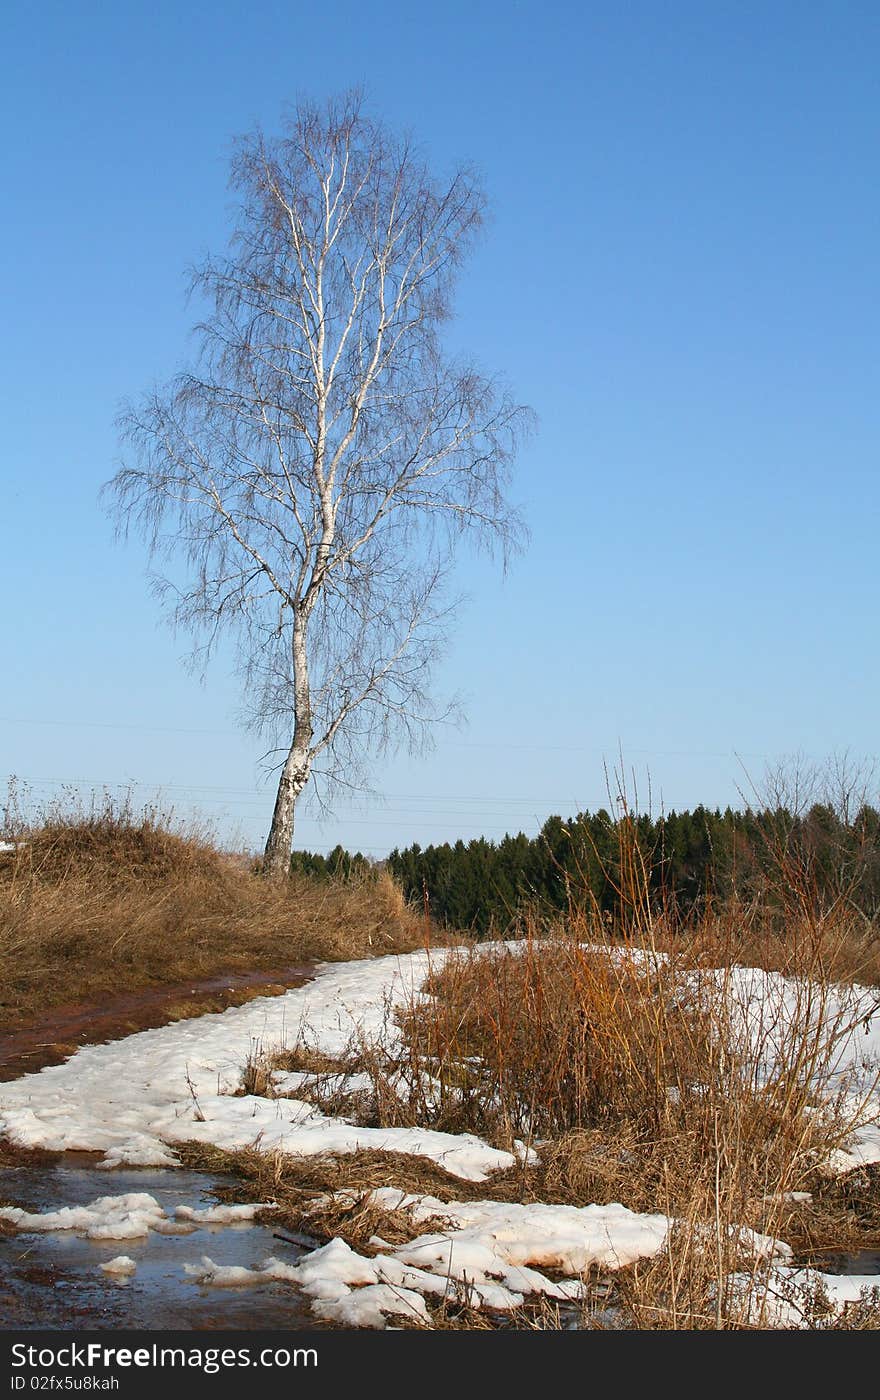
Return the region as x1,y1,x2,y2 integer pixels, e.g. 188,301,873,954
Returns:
733,1266,880,1328
183,1231,567,1324
169,1108,518,1181
174,1202,275,1225
3,949,878,1175
184,1241,431,1327
372,1196,666,1310
182,1190,790,1325
0,1192,276,1240
181,1244,880,1329
0,952,516,1180
2,946,880,1327
721,963,880,1171
367,1189,673,1276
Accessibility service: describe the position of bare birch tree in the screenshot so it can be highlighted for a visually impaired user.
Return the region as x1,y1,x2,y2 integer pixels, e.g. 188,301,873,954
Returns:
107,92,532,880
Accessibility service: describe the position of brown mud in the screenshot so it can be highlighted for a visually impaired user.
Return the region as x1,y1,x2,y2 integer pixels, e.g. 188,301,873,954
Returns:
0,963,315,1082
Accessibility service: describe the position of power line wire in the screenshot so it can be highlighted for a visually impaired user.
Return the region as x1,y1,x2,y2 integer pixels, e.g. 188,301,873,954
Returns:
1,715,776,761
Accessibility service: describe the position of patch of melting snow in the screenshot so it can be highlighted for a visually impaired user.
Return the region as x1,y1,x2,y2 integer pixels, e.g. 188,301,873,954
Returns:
184,1239,443,1327
2,949,878,1182
99,1255,137,1277
188,1191,777,1325
0,1192,276,1240
180,1187,795,1328
733,1265,880,1328
0,952,524,1180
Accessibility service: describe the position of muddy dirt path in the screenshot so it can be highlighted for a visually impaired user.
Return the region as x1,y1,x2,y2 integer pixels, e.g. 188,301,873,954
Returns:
0,963,315,1081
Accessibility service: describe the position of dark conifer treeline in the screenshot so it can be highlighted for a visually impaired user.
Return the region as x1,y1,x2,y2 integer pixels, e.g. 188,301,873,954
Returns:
289,844,373,881
291,804,880,934
385,804,880,933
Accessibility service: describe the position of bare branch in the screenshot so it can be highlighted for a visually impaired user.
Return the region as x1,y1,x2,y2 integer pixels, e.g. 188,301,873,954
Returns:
106,91,533,877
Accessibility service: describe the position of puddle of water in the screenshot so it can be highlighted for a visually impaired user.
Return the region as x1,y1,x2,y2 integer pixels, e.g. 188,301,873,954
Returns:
808,1249,880,1276
0,1162,315,1330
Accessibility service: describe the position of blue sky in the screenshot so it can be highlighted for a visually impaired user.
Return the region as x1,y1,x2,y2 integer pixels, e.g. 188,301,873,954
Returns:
2,1,878,855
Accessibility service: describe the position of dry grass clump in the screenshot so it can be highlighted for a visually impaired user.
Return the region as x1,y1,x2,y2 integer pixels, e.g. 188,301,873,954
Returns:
674,896,880,989
786,1163,880,1257
0,1140,60,1171
402,941,718,1140
3,804,222,887
407,940,880,1327
0,789,427,1027
612,1218,880,1330
175,1141,465,1245
403,940,873,1201
232,927,880,1245
176,921,880,1331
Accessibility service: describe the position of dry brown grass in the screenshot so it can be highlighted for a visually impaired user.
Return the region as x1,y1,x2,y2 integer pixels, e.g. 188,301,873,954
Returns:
401,941,719,1141
0,793,428,1028
175,1141,466,1246
209,918,880,1329
368,938,873,1199
671,897,880,988
612,1210,880,1330
213,927,880,1251
0,1139,60,1171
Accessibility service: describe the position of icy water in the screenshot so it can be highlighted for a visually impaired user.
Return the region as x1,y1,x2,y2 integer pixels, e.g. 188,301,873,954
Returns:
813,1249,880,1276
4,1162,879,1331
0,1160,314,1330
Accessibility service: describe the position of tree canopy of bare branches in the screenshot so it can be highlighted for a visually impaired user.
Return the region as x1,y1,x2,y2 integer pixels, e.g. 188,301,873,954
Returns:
107,93,533,878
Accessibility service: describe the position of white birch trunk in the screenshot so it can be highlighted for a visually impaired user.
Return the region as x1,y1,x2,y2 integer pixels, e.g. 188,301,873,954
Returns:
263,612,313,880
